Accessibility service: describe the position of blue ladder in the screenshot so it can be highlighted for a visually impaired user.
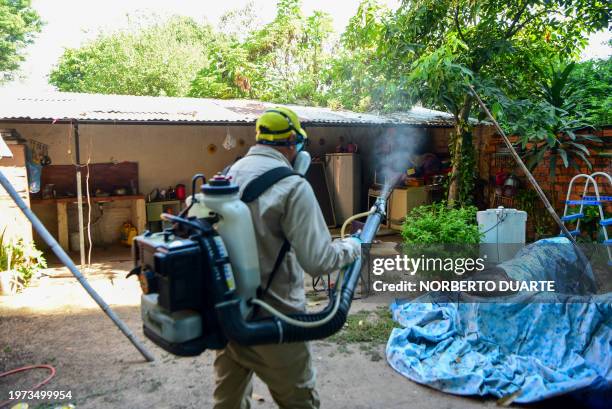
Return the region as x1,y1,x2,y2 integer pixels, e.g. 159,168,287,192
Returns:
561,172,612,265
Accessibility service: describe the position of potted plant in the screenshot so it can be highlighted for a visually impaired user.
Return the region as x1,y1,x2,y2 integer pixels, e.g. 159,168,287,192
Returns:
0,230,17,295
0,230,47,295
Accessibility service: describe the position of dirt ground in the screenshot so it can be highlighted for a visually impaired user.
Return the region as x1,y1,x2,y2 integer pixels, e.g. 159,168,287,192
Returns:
1,247,523,409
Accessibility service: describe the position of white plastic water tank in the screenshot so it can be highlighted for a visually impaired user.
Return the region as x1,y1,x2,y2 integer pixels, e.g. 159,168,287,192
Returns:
201,176,261,319
477,207,527,263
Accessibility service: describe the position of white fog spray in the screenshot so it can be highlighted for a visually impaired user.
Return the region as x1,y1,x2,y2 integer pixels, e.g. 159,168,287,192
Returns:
376,127,428,196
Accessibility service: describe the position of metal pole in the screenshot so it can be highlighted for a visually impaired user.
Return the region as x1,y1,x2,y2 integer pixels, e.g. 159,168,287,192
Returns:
0,169,155,362
469,85,578,244
74,122,86,266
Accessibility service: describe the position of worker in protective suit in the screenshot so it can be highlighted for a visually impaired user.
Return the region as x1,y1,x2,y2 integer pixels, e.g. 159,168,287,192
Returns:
213,107,361,409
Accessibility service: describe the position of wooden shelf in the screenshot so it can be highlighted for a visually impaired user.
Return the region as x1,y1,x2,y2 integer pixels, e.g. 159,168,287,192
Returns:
31,195,145,205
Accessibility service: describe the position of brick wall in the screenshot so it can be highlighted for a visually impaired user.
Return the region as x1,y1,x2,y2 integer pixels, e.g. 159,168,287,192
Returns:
478,127,612,239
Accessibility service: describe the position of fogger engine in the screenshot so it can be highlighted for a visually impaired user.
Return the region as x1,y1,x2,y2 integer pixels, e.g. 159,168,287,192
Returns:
130,165,389,357
132,224,231,355
131,174,261,356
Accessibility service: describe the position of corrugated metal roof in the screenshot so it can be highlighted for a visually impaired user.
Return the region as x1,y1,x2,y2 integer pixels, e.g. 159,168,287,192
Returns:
0,91,457,127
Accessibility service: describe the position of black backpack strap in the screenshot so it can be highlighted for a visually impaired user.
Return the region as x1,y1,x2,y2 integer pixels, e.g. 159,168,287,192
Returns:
241,166,302,300
241,166,300,203
259,238,290,297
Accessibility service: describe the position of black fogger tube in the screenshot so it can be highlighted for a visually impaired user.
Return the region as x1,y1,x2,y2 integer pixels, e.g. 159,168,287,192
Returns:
215,197,386,345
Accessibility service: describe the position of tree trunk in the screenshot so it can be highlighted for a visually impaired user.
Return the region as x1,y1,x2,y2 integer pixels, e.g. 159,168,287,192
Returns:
447,95,473,205
447,122,463,204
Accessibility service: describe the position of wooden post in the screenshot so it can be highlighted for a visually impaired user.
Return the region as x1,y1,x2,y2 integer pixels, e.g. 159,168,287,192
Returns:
57,202,69,250
132,198,146,233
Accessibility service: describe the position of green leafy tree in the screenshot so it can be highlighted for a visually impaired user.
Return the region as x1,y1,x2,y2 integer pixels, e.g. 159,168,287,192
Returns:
494,60,602,205
512,61,600,172
188,23,261,100
569,55,612,127
0,0,42,82
49,16,215,96
49,1,334,101
322,0,392,111
371,0,609,205
189,0,334,104
217,0,261,42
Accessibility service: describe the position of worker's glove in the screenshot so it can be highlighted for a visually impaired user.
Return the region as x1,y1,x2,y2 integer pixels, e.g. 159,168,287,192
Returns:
347,235,362,251
333,236,361,258
345,237,359,246
333,236,361,261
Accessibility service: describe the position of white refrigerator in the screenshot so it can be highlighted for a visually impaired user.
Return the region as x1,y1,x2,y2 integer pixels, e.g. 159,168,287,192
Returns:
324,153,361,225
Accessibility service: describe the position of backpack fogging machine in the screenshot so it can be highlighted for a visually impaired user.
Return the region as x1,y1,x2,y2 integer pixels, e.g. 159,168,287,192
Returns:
130,160,395,356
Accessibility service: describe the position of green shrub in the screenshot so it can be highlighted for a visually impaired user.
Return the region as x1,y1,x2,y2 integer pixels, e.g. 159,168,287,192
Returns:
1,229,47,289
401,202,481,244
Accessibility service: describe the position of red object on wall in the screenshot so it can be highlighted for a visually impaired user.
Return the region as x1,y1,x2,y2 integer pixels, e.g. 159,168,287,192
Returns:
495,171,508,186
175,184,186,201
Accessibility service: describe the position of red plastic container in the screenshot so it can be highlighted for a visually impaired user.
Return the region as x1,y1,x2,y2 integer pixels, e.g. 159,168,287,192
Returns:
175,184,186,201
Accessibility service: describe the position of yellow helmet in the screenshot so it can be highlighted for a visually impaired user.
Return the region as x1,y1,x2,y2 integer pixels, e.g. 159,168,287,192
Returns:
255,107,307,147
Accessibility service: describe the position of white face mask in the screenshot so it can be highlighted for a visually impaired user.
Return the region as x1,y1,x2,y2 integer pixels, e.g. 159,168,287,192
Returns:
295,138,305,153
292,151,311,176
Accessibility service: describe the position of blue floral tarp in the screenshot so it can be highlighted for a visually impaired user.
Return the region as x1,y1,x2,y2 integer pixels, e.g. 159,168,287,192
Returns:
386,240,611,407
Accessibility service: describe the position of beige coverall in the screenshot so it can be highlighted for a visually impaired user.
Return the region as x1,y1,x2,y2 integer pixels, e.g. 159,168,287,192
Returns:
214,145,361,409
